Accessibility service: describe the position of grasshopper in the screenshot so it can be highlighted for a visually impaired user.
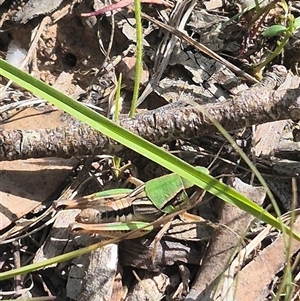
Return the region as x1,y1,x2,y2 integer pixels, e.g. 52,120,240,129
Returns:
53,167,210,239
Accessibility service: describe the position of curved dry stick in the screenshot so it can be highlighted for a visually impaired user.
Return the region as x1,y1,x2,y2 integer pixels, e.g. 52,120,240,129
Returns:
0,67,299,161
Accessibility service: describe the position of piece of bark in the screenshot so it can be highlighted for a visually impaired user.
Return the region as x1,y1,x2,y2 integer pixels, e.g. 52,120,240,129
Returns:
119,236,205,272
275,137,300,161
1,66,300,161
185,177,266,301
263,175,300,211
253,120,288,158
271,159,300,176
125,271,169,301
12,0,64,23
77,244,119,301
33,209,80,266
253,117,300,161
233,216,300,301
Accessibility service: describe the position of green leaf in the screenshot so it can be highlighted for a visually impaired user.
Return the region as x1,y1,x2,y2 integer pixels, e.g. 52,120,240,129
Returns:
263,25,287,37
145,173,186,211
145,167,209,212
294,16,300,30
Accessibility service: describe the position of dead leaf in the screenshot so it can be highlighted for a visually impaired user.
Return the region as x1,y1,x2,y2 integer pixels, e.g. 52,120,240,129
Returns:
0,107,77,230
0,157,77,230
116,56,149,89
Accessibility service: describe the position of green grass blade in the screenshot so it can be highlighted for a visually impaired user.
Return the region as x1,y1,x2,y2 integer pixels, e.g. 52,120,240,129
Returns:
1,59,300,279
129,0,143,117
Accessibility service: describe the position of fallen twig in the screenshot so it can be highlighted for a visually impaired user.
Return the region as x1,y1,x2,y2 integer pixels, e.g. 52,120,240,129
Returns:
0,66,299,161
